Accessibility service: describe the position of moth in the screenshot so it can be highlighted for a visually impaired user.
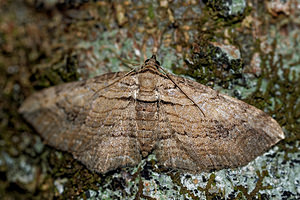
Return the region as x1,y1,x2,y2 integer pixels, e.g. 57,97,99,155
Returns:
19,55,284,174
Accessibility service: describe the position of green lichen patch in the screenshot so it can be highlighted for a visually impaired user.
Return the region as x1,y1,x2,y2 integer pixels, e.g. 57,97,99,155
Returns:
29,53,80,89
204,0,247,17
173,40,243,88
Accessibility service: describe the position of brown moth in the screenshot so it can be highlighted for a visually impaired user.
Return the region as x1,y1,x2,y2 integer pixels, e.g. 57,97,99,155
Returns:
19,55,284,174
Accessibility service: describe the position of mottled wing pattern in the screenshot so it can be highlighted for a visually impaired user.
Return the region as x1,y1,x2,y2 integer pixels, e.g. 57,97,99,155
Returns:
19,72,141,173
156,74,284,172
19,57,285,174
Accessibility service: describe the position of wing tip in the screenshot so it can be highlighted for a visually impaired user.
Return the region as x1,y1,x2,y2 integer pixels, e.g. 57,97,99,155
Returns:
269,117,285,142
18,97,38,116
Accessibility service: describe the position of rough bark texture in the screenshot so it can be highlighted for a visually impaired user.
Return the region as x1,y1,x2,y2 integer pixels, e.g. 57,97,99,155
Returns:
19,56,284,174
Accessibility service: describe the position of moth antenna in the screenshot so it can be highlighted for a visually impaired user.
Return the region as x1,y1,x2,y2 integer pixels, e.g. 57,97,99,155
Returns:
84,67,140,153
92,67,138,98
158,65,206,118
93,55,156,98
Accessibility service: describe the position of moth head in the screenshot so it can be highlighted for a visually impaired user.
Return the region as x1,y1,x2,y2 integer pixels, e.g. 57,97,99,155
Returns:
144,55,161,69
